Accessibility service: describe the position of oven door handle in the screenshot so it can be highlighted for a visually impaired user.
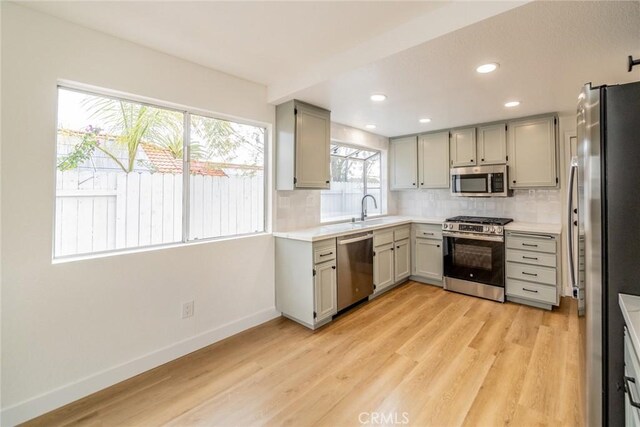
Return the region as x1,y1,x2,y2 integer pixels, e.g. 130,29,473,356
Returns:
442,231,504,242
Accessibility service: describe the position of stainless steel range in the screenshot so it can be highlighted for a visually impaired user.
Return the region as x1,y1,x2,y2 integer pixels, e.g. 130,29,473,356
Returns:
442,216,513,302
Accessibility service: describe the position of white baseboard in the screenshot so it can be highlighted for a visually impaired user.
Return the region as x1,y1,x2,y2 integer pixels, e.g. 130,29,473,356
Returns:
1,307,280,426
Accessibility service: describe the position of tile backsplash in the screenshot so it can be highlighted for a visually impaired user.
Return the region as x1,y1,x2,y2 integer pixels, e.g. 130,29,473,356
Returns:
395,189,562,224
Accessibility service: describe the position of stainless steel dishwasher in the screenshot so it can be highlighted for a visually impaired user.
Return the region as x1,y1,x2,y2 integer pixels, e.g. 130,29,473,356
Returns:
337,232,374,311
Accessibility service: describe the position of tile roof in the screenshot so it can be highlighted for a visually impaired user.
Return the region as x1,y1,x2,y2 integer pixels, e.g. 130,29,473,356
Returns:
138,144,227,177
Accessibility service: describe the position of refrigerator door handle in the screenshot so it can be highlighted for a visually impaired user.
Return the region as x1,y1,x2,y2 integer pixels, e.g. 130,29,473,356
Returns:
567,157,578,297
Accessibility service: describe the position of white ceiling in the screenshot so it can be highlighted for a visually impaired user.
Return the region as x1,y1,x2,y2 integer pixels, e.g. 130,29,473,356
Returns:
21,0,446,85
290,1,640,136
20,1,640,137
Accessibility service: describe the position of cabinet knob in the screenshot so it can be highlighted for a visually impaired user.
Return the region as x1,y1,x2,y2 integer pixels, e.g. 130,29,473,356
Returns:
470,159,474,162
420,182,424,186
481,158,485,162
412,183,416,186
513,180,516,184
325,180,330,184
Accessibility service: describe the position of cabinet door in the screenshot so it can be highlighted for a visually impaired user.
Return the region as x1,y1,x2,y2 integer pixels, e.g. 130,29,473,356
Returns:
450,128,476,167
390,136,417,190
507,116,557,188
418,131,450,189
295,104,330,189
374,243,395,292
478,123,507,165
394,239,410,282
314,261,337,322
414,238,443,280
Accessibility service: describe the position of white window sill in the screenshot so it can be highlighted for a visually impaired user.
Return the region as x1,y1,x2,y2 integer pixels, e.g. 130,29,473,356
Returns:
52,231,271,264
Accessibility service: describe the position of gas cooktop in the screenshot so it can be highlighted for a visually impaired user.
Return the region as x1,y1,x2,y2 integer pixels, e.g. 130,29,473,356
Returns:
445,216,514,226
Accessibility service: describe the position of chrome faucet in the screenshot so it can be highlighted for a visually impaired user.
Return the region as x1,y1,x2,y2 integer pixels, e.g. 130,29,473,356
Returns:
360,194,378,221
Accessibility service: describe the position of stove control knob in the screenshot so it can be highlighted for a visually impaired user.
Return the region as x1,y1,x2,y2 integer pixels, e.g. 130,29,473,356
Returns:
490,226,495,233
483,226,489,232
496,226,503,233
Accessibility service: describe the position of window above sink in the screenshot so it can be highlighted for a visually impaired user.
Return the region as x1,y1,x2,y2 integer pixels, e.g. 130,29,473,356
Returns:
321,142,383,223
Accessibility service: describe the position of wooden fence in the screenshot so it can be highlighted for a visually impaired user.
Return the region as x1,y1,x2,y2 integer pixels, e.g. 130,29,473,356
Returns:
55,170,264,257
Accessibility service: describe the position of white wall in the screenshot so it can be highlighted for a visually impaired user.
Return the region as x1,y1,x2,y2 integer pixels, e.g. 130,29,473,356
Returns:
275,122,394,231
1,4,277,425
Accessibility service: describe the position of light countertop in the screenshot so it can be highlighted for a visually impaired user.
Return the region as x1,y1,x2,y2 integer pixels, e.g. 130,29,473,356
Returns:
620,294,640,357
273,216,444,242
505,222,562,235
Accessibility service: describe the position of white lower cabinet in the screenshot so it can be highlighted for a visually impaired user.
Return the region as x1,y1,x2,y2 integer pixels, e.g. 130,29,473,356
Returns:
314,261,337,323
394,239,410,282
374,243,395,293
275,237,337,329
373,226,411,295
414,238,443,281
625,327,640,426
505,231,560,310
412,223,443,284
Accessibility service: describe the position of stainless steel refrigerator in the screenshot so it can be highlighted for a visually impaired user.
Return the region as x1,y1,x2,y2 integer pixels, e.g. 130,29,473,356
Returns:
569,80,640,426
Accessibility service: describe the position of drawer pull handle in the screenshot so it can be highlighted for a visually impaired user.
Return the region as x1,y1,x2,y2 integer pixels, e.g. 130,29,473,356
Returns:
523,287,538,293
625,376,640,409
423,232,434,235
522,256,539,260
319,252,333,257
522,243,538,247
522,272,538,277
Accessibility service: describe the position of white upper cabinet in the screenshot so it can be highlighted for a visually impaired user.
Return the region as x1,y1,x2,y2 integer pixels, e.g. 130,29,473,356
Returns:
507,116,558,188
418,131,450,189
450,127,477,167
477,123,507,165
276,100,330,190
389,136,418,190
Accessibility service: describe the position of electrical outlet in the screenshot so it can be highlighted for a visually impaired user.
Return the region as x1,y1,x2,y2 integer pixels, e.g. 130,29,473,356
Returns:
182,301,194,319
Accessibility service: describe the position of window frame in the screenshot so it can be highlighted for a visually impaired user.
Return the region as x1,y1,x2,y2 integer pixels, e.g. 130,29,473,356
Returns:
321,141,384,224
53,82,269,262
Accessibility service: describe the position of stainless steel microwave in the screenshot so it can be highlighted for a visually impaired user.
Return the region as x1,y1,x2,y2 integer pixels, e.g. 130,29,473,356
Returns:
450,164,511,197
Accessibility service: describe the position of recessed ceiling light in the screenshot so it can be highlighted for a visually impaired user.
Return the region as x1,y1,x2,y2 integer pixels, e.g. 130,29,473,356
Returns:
370,94,387,102
476,63,499,74
504,101,521,108
365,124,377,129
419,118,432,124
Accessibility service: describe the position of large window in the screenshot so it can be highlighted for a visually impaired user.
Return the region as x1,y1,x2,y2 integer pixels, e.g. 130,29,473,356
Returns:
321,143,382,222
55,86,265,258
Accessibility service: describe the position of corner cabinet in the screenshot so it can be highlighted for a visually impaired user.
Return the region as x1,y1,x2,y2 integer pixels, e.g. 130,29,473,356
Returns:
276,100,331,190
450,127,477,167
507,116,558,188
389,136,418,190
418,131,450,189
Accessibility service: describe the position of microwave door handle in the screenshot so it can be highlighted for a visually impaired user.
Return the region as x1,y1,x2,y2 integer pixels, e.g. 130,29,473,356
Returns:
488,173,492,194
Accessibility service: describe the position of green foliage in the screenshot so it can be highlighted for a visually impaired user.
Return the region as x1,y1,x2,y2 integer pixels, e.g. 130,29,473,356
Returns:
57,127,100,171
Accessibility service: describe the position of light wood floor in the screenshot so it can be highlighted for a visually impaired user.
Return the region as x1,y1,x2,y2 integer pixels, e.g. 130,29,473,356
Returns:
26,282,584,427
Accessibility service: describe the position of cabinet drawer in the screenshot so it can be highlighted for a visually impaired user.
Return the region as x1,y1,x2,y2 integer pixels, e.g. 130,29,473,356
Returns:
506,249,557,268
313,240,336,264
506,279,556,304
507,262,557,286
506,234,556,254
414,224,442,240
625,328,640,410
374,229,394,247
394,226,410,242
